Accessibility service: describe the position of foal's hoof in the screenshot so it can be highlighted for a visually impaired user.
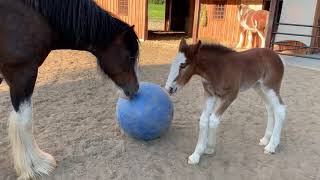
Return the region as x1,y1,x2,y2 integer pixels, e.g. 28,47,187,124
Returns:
264,144,276,154
188,153,200,165
259,137,269,146
204,147,215,155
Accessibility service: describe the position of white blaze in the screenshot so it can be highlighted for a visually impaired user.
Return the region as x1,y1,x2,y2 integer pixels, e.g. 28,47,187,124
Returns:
165,52,186,91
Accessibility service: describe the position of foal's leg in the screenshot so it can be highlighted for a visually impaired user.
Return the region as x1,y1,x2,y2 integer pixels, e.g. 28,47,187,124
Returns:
257,30,266,48
188,95,215,164
4,65,56,179
254,85,274,146
188,94,236,165
262,89,286,154
208,95,237,149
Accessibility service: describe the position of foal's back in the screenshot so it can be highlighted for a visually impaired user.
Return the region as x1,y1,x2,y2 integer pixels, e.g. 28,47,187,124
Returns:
236,48,284,91
199,47,284,93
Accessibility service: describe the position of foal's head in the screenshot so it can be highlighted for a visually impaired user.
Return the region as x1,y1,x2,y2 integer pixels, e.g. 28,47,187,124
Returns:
95,26,139,98
165,38,202,95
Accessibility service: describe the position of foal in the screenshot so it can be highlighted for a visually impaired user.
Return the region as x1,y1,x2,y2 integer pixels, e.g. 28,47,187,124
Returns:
165,39,286,164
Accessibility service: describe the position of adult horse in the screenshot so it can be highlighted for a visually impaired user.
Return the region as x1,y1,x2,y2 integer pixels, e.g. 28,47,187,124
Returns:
0,0,140,179
236,4,269,49
165,39,286,165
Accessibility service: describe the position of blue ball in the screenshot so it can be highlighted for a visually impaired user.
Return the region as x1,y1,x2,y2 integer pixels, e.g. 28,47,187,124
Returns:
116,82,173,141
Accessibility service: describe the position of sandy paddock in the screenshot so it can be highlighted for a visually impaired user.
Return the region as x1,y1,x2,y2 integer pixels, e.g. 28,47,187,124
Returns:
1,39,320,180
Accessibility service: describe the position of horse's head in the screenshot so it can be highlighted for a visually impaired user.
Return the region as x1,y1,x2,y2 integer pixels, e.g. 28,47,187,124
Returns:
95,26,139,98
165,38,201,95
238,4,249,20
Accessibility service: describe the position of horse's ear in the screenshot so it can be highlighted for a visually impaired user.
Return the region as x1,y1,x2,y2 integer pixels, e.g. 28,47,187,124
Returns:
115,26,134,45
179,38,188,52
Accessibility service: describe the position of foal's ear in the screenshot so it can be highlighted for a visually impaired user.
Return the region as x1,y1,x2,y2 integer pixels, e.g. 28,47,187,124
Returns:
179,38,188,52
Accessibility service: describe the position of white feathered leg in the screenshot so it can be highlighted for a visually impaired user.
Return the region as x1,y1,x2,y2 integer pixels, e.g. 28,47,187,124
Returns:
9,100,56,180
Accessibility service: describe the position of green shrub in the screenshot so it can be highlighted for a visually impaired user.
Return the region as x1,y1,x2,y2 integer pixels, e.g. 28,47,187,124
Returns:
149,0,165,4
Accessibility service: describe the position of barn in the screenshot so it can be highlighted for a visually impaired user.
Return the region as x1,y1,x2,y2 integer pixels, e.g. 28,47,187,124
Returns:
95,0,270,47
95,0,320,54
95,0,148,41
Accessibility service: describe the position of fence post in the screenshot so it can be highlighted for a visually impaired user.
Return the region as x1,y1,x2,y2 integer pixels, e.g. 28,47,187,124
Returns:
265,0,280,48
192,0,201,43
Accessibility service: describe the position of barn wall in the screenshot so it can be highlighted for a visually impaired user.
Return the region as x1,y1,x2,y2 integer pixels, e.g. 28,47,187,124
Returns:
198,0,263,47
95,0,148,40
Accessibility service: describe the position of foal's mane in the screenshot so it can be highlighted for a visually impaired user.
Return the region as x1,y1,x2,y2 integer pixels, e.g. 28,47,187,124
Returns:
22,0,139,48
200,44,235,54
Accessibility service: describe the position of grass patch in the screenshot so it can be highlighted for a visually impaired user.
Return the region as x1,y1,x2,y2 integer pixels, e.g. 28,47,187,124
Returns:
148,3,165,20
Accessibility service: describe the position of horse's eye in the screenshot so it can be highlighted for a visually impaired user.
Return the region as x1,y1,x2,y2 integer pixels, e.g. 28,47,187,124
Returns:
180,63,187,69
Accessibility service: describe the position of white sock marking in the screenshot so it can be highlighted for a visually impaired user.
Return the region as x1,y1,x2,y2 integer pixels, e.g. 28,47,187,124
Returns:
9,101,56,179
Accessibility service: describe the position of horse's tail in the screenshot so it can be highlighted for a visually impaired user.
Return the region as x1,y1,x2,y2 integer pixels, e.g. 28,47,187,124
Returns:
0,73,3,84
264,11,270,35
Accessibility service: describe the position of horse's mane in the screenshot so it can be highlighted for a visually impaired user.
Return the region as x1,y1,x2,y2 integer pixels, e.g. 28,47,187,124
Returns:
22,0,139,49
200,44,235,54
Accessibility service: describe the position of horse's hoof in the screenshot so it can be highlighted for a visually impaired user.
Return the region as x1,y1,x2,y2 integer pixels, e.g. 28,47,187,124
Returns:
16,152,57,180
204,147,215,155
188,153,200,165
259,137,269,146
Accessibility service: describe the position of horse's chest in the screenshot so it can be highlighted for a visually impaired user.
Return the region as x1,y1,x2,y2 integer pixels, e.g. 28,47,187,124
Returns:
240,19,258,32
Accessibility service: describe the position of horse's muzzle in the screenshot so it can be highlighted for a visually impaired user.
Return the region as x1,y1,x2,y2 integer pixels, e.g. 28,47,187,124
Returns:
122,84,139,99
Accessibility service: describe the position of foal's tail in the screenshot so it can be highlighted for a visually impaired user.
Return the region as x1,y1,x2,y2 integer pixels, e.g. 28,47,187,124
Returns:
261,49,285,99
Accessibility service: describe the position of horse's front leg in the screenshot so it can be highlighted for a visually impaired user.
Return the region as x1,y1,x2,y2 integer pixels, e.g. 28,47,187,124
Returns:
4,65,56,179
236,28,245,49
245,31,253,49
188,95,215,164
257,30,266,48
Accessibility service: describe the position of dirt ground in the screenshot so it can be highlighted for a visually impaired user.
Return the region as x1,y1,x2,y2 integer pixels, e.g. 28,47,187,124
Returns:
1,39,320,180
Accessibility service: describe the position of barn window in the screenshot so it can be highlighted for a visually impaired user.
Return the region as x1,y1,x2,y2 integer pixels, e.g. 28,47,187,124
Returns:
118,0,128,16
213,3,225,20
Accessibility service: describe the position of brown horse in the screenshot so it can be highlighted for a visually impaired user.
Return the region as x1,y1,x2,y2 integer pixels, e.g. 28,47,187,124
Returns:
0,73,3,84
165,39,286,165
237,4,269,49
1,0,139,179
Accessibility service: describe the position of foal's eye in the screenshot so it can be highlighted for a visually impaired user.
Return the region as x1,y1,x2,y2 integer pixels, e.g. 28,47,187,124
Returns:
180,63,187,69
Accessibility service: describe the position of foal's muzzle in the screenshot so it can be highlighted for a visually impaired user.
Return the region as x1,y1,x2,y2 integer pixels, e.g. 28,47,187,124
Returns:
166,87,178,95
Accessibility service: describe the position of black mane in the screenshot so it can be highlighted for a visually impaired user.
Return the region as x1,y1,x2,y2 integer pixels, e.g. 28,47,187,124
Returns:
201,44,235,54
22,0,139,49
